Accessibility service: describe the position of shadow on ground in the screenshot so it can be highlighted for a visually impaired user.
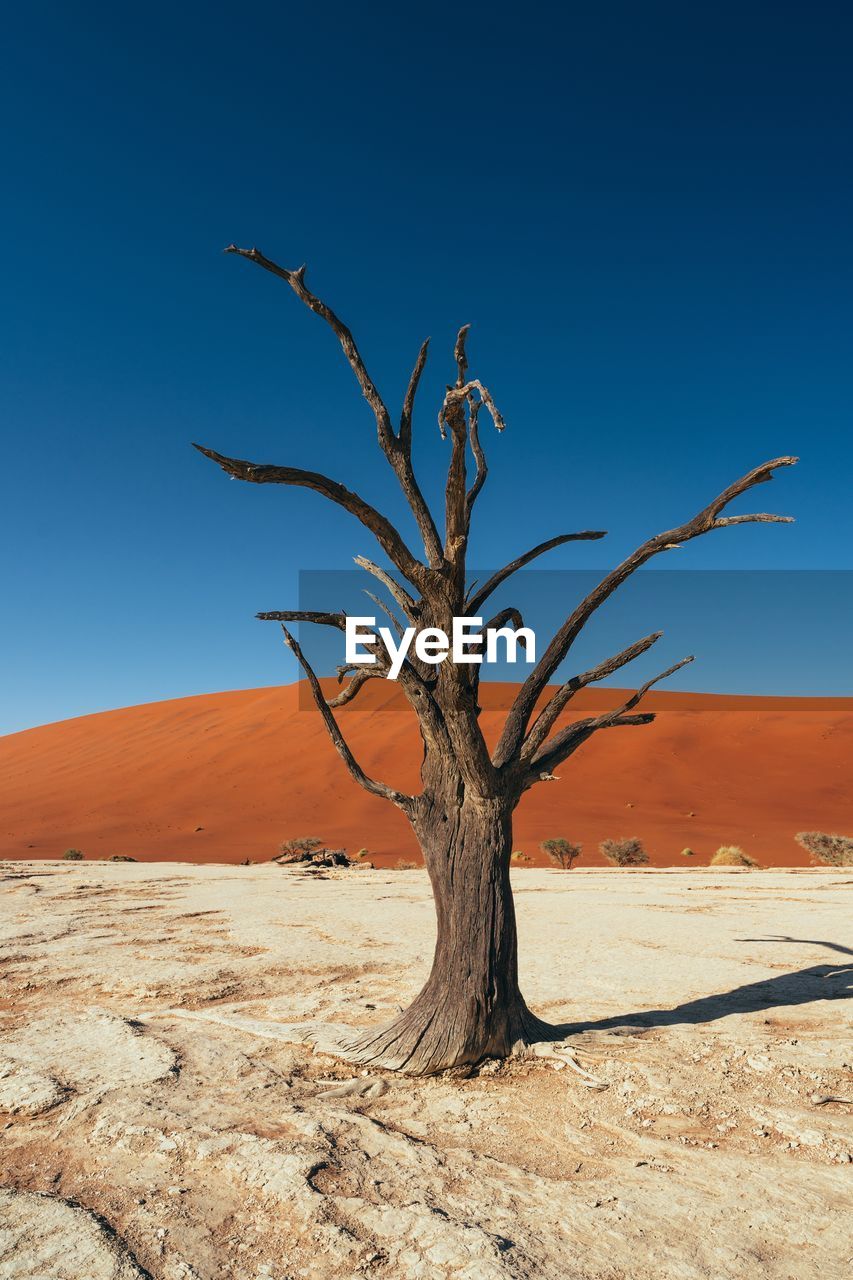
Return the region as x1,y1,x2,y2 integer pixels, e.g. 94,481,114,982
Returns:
552,936,852,1037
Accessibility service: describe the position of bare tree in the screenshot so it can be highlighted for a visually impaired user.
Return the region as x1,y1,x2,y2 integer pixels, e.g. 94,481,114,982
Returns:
196,244,796,1074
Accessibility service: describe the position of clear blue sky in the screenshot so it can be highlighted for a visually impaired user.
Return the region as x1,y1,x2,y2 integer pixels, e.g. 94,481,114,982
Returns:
2,1,851,733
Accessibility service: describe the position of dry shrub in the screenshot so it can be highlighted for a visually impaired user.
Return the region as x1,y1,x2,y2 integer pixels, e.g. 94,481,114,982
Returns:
795,831,853,867
710,845,760,868
681,848,695,857
511,850,532,864
541,838,582,870
109,855,137,862
599,837,649,867
277,836,324,861
62,849,84,860
395,859,419,870
275,839,350,869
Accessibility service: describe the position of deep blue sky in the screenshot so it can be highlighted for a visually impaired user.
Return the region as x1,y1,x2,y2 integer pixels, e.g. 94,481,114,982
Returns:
2,1,851,733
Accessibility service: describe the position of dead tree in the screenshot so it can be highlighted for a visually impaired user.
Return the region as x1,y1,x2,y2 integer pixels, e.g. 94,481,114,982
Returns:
196,245,796,1074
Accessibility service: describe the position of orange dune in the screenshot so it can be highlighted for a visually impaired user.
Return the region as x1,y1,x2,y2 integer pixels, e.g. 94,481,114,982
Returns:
1,681,850,867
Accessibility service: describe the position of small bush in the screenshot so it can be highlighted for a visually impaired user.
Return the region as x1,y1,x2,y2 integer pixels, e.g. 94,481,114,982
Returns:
355,848,369,861
278,836,324,860
110,855,137,862
795,831,853,868
62,849,84,860
274,840,351,869
710,845,760,868
681,848,695,857
541,838,582,870
511,850,532,864
395,859,419,870
276,837,327,865
599,837,649,867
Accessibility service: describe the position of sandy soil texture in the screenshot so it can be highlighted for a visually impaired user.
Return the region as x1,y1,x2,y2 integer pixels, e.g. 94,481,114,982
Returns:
0,862,850,1279
2,681,851,865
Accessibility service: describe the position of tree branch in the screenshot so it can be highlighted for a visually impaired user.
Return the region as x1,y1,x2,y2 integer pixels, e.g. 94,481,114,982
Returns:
458,606,529,699
364,589,405,638
281,626,412,810
482,606,528,637
440,327,473,572
465,394,487,524
439,326,511,576
712,513,796,527
521,631,664,760
466,530,608,615
439,378,508,440
527,656,693,778
258,601,437,703
495,455,797,766
193,443,426,588
224,246,444,567
224,245,393,441
327,666,386,708
257,602,403,674
454,323,471,386
257,606,389,682
255,609,346,630
399,337,430,453
353,555,419,620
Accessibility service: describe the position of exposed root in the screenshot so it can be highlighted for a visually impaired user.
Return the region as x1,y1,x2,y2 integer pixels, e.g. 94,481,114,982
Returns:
316,1076,391,1099
151,1008,611,1088
525,1040,609,1090
146,1009,358,1058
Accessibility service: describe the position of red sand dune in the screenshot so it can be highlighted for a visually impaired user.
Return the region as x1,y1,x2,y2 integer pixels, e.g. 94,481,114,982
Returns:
1,681,851,867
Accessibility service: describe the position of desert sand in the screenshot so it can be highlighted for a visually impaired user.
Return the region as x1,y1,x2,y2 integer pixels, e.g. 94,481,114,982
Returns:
0,860,850,1279
2,681,851,866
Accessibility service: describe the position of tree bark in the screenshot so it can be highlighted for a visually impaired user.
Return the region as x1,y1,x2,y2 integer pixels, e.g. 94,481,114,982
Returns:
344,789,549,1073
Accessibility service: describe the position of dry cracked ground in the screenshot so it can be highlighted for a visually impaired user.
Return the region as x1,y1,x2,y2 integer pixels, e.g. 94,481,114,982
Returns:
0,863,850,1280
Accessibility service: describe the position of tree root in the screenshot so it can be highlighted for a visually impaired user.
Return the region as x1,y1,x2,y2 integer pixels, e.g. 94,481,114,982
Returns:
316,1077,391,1099
151,1007,611,1089
524,1040,609,1090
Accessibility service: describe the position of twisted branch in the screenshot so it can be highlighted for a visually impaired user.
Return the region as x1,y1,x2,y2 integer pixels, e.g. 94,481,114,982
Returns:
466,531,607,615
194,444,425,588
281,626,411,810
522,631,664,760
495,456,797,766
364,589,405,639
465,394,487,523
528,656,694,779
399,338,430,453
255,609,346,630
439,325,509,577
353,555,419,621
327,666,386,708
224,245,443,566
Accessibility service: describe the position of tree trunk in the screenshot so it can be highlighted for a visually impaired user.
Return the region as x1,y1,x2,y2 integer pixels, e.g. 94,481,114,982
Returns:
344,790,549,1073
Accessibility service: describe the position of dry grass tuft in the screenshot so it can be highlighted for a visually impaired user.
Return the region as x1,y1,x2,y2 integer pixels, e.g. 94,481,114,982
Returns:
710,845,760,868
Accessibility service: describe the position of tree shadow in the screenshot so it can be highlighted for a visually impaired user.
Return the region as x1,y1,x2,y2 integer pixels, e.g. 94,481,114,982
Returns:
736,935,853,958
547,936,852,1038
